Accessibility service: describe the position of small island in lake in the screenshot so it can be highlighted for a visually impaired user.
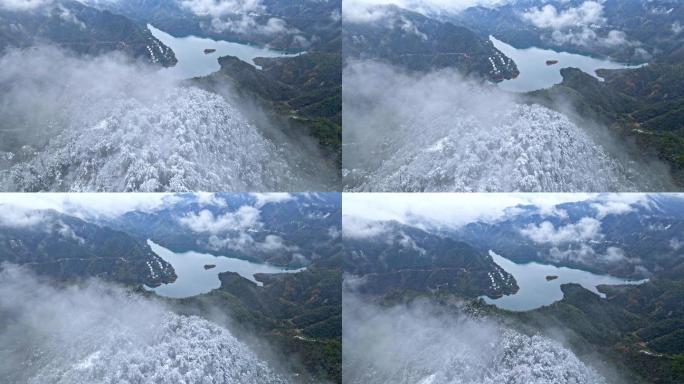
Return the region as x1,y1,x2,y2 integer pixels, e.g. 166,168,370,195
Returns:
204,264,216,270
546,275,559,281
546,60,559,66
203,48,216,54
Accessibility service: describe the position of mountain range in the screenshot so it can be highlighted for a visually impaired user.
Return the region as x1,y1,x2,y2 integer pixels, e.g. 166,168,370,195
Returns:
344,219,518,299
343,4,519,81
0,0,176,65
0,193,342,383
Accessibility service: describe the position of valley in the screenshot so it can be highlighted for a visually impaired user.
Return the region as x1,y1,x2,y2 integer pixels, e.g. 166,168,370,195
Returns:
0,0,342,191
0,193,342,383
343,193,684,384
342,0,684,192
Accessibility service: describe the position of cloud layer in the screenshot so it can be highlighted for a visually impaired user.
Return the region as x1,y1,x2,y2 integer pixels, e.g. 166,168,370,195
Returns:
343,61,666,192
0,265,289,383
0,46,332,191
343,294,609,384
521,1,636,48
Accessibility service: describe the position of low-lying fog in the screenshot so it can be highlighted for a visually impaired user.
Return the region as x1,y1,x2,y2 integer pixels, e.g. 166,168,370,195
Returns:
0,264,290,384
343,291,620,384
342,60,674,192
0,46,336,192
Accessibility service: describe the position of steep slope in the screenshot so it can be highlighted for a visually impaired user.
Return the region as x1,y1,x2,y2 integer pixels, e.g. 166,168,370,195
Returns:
181,267,342,383
194,52,342,166
0,208,175,286
528,64,684,187
343,295,608,384
344,219,518,299
343,5,518,81
0,0,176,66
505,279,684,384
0,268,289,384
0,47,336,192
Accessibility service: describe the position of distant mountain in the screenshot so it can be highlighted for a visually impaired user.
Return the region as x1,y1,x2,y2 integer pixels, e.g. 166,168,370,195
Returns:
451,195,684,279
107,193,342,268
343,5,519,81
89,0,341,52
344,220,518,299
0,209,176,286
0,0,176,66
448,0,684,64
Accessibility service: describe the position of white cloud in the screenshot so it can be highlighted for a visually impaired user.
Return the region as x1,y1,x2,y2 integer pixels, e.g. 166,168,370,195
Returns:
251,192,293,207
521,1,634,48
179,206,260,234
521,1,605,30
671,238,682,251
56,221,85,244
178,202,301,255
180,0,298,36
57,4,86,29
591,201,633,218
0,0,52,11
0,204,48,227
210,15,295,36
520,217,602,244
180,0,262,18
549,244,633,265
673,22,683,35
343,193,594,228
208,232,298,254
591,194,650,218
343,0,513,23
0,193,177,219
342,215,392,239
195,192,228,207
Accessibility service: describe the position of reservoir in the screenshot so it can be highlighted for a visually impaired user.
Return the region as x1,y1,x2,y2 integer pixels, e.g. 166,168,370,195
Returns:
148,25,300,79
146,240,305,298
483,250,646,311
490,36,640,92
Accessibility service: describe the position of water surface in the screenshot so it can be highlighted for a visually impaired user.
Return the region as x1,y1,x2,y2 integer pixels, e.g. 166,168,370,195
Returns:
483,250,646,311
490,36,640,92
146,240,304,298
148,25,301,79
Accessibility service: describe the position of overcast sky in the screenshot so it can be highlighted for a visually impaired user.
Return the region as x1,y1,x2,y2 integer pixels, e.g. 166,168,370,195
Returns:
342,193,658,227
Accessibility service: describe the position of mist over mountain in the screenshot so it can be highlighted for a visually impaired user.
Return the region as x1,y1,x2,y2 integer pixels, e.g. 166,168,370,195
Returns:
0,46,338,191
0,0,342,191
448,194,684,278
87,0,341,52
444,0,684,64
343,294,611,384
0,192,343,383
342,61,675,192
343,193,684,384
0,265,291,384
